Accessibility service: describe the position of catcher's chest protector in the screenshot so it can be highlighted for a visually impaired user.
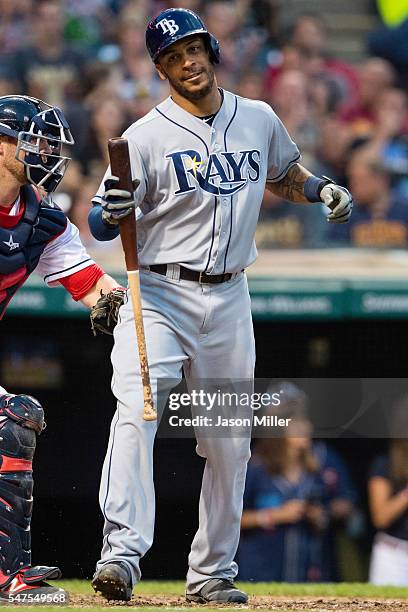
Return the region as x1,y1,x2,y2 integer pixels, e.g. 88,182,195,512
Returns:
0,186,67,319
0,403,44,587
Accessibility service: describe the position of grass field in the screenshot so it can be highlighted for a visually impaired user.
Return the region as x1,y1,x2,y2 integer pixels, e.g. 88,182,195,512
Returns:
15,580,406,612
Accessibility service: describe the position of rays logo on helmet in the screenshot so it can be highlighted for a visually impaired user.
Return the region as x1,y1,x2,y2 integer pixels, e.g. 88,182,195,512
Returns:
156,18,179,36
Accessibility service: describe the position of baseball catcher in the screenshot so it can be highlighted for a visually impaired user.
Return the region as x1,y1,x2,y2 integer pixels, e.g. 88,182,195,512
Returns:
0,95,124,603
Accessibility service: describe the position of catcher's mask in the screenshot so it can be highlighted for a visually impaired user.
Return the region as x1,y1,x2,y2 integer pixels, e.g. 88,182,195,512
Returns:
0,95,74,193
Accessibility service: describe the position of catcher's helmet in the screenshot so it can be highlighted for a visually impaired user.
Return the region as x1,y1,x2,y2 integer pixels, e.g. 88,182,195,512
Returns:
0,95,74,193
146,8,220,64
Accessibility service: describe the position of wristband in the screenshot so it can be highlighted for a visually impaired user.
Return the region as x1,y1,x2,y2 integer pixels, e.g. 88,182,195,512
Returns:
304,176,330,203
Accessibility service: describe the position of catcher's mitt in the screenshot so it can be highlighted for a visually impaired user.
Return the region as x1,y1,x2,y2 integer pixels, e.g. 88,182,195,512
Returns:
90,288,126,336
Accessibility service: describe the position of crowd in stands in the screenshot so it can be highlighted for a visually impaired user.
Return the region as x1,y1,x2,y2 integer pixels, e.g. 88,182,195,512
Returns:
238,383,360,583
1,0,408,250
238,382,408,586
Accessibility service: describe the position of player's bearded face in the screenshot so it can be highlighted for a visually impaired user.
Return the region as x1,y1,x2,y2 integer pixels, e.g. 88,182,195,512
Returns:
158,37,215,101
2,139,26,184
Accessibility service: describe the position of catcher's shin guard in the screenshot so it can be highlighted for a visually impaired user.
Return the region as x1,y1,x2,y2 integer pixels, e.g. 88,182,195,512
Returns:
0,394,44,587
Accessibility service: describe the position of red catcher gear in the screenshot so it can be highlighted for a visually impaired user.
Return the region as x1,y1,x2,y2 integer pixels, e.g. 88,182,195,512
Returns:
0,394,46,588
0,567,68,604
0,185,67,320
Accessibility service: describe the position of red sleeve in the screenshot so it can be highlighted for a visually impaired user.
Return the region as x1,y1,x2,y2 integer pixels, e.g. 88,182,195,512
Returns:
58,264,105,301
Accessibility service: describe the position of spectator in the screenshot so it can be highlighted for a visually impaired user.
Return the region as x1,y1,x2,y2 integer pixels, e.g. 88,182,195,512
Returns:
329,148,408,247
290,13,358,96
73,95,128,178
113,15,167,120
117,0,151,23
313,115,353,185
64,1,113,49
0,64,18,96
368,396,408,585
338,58,396,139
69,177,121,252
238,383,327,582
368,88,408,199
11,0,88,107
0,0,33,55
256,189,327,249
204,0,267,78
268,69,318,164
314,441,361,581
82,61,120,108
368,1,408,84
236,71,264,101
264,14,359,109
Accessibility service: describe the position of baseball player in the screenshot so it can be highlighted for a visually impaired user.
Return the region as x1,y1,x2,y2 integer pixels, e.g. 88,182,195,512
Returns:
0,95,124,603
89,8,353,604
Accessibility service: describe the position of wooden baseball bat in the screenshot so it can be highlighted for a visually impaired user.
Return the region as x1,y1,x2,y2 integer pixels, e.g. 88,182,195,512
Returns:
108,137,157,421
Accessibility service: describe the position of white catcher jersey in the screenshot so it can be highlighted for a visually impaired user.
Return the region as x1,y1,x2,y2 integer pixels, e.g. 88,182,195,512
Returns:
94,89,300,273
35,221,95,287
1,197,95,287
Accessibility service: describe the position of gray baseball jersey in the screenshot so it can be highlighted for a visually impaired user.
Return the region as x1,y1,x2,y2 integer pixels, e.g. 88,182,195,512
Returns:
93,90,300,593
93,90,300,273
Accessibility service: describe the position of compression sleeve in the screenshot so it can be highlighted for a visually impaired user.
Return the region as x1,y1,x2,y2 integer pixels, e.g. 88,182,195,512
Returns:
88,205,120,241
58,263,105,301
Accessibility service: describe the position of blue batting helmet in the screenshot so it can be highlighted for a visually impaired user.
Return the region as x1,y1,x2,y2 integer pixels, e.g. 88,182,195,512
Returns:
146,8,220,64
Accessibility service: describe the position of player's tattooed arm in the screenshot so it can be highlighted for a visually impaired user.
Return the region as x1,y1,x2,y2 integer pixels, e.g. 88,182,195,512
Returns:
266,163,312,203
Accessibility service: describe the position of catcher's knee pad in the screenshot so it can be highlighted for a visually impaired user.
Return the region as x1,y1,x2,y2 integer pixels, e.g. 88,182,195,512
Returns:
0,395,44,587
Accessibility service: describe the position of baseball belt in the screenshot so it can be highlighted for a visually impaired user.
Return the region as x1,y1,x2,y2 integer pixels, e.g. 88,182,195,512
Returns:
148,264,239,284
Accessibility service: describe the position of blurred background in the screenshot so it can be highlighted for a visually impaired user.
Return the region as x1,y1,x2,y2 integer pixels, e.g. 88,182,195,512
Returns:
3,0,408,587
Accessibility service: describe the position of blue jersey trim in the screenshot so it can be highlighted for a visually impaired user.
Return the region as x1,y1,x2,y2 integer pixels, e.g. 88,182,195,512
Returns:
268,154,301,182
204,196,218,273
155,107,209,156
223,96,238,151
223,196,234,275
43,259,92,282
103,409,122,551
222,96,238,273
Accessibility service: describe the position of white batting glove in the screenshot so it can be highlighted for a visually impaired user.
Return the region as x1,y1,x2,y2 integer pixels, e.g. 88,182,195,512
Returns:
101,175,139,225
320,183,353,224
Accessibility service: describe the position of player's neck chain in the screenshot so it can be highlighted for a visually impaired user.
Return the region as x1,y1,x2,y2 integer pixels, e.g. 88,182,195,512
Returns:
195,89,224,126
199,114,217,126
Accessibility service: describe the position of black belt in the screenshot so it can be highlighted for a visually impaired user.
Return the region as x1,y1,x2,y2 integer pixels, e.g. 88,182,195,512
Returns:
148,264,235,284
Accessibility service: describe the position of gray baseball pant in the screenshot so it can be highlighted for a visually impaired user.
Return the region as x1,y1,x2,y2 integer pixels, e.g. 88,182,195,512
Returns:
96,269,255,592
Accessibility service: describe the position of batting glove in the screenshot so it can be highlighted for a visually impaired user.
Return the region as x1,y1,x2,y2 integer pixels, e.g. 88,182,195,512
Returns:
320,182,353,224
101,175,140,225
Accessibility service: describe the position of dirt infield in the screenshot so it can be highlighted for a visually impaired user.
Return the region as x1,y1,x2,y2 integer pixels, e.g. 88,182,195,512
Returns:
71,594,408,611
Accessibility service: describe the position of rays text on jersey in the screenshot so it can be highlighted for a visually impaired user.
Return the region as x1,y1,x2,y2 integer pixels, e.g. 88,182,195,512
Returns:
166,149,261,196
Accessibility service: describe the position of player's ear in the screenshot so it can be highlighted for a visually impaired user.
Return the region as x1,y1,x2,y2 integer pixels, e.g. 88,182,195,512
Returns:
155,63,167,81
